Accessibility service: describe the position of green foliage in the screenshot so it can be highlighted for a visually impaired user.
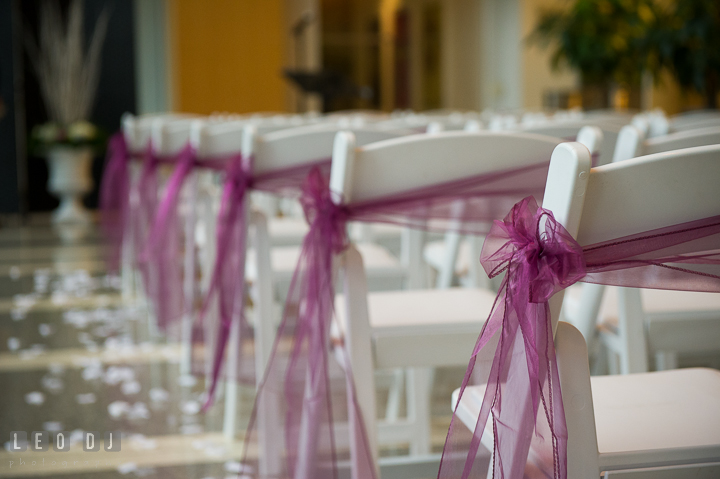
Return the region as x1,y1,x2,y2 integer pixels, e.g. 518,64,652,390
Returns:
29,121,107,157
655,0,720,103
532,0,720,106
531,0,663,85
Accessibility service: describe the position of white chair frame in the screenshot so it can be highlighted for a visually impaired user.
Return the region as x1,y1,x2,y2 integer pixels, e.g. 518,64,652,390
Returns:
328,130,595,475
454,143,720,477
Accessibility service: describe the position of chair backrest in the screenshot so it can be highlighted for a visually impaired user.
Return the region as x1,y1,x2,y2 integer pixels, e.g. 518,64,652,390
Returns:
608,123,720,165
122,114,201,154
647,113,670,138
191,120,246,158
672,116,720,132
542,143,720,477
328,131,588,475
522,120,621,166
546,144,720,318
329,131,570,204
244,123,415,176
152,117,202,156
611,125,645,163
643,126,720,156
567,122,720,365
567,123,719,357
670,110,720,128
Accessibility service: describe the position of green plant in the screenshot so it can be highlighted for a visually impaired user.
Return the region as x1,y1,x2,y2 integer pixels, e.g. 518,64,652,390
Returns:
654,0,720,108
29,120,107,156
532,0,662,86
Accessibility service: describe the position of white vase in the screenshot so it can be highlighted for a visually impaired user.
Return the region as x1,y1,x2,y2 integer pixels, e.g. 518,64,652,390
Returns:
46,146,94,224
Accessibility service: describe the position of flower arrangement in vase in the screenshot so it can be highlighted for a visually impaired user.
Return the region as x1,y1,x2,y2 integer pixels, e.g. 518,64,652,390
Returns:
24,0,108,223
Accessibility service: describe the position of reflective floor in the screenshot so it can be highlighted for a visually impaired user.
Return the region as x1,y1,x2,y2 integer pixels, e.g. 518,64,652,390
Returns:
0,217,463,479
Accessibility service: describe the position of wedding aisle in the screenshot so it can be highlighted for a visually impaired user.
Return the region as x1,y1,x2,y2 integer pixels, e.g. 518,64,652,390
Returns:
0,215,461,479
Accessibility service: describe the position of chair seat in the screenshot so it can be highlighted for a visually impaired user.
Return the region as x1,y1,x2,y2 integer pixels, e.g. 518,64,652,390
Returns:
336,287,497,368
423,239,472,276
593,368,720,469
452,368,720,472
247,242,405,284
564,285,720,353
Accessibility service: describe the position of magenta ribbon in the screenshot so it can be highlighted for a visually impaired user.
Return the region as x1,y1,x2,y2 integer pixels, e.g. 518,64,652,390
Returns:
439,197,720,479
240,161,566,478
199,157,335,407
240,167,377,479
141,145,229,331
200,154,254,407
440,197,582,479
99,133,131,272
139,145,197,330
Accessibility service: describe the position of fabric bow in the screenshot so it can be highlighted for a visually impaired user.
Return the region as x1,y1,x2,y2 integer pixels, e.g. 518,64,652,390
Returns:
300,166,349,254
442,196,585,479
482,196,586,303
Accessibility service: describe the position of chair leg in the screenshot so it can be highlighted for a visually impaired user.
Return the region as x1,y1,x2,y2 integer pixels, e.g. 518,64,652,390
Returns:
120,230,136,301
607,350,621,375
402,228,427,290
180,172,197,377
654,350,679,371
617,288,649,374
222,317,241,440
590,337,609,376
385,368,404,423
252,211,283,476
467,235,490,289
406,367,432,455
436,232,462,289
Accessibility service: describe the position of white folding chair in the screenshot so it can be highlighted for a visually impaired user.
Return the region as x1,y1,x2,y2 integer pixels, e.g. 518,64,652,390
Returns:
644,126,720,155
563,125,720,374
671,114,720,133
328,130,600,471
453,143,720,477
209,124,416,452
243,125,421,304
119,113,201,305
522,120,621,166
424,126,604,290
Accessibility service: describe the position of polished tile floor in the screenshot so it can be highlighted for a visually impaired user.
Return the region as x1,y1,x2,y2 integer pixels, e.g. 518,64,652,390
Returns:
0,218,465,479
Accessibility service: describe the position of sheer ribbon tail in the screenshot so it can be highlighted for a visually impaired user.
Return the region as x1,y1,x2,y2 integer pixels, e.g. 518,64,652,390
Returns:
99,133,131,272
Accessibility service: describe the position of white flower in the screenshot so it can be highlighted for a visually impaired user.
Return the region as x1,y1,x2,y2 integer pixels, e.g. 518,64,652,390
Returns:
67,121,97,141
25,391,45,405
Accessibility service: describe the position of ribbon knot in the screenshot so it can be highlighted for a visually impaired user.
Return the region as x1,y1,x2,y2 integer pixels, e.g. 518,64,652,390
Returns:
482,196,586,304
225,154,252,195
300,167,349,254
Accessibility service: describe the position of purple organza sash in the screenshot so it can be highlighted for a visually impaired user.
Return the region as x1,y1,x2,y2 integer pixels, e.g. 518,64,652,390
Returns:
98,133,177,284
439,197,720,479
199,156,333,407
241,163,719,478
140,145,228,331
99,133,131,271
199,153,252,406
240,161,558,479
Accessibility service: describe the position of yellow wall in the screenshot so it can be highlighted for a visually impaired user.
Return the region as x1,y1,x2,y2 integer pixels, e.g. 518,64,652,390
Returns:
168,0,287,114
521,0,578,110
